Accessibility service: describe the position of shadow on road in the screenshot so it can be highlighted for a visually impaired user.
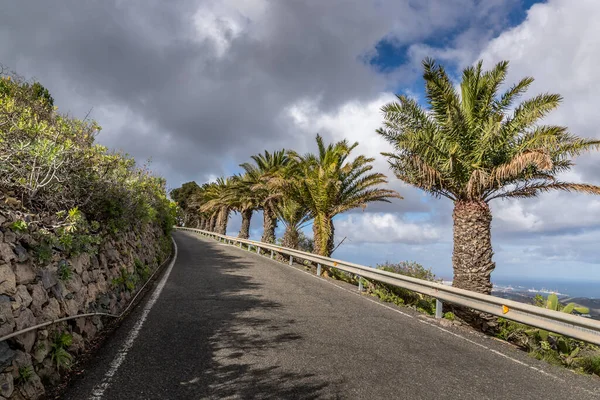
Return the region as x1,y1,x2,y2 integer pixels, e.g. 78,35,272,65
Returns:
170,232,333,399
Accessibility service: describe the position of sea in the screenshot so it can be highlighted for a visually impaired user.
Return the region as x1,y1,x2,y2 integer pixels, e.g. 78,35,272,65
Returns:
491,277,600,299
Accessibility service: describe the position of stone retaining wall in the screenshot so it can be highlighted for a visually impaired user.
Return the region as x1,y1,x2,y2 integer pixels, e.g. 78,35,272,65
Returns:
0,209,171,399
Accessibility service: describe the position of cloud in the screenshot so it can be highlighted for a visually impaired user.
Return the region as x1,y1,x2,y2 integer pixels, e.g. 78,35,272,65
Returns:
0,0,520,187
335,213,442,244
6,0,599,280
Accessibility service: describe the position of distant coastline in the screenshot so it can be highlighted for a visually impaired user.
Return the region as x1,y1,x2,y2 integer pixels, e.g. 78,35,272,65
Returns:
441,278,600,320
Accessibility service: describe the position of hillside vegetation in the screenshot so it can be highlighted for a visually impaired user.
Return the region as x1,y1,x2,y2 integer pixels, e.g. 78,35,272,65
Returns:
0,71,175,234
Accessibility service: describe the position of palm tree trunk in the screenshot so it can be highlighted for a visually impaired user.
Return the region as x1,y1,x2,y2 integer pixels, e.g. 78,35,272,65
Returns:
282,226,299,249
238,209,252,239
312,217,334,257
209,213,217,232
261,204,277,243
452,200,495,294
215,206,229,235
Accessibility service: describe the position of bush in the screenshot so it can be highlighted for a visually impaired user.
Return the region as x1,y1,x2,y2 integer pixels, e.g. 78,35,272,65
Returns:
354,261,439,314
0,69,176,238
495,295,600,376
579,355,600,376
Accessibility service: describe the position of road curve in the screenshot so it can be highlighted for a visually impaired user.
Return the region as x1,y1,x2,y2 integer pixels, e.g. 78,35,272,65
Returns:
63,230,600,399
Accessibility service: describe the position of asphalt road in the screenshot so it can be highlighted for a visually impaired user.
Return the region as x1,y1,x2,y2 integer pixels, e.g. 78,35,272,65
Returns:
63,230,600,399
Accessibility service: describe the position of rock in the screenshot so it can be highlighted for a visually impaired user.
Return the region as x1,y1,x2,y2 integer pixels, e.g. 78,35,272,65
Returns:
0,264,16,295
64,273,83,294
91,255,99,270
29,284,48,316
13,263,35,285
97,294,111,310
82,320,97,339
0,214,5,226
32,339,49,364
99,253,107,269
37,358,60,386
0,301,15,337
19,370,45,399
0,373,13,398
50,280,66,300
440,319,453,328
0,342,15,370
18,234,37,248
15,285,31,309
3,230,16,244
106,248,120,263
13,244,28,263
70,253,90,275
0,243,14,264
81,269,90,284
40,269,57,290
62,299,79,316
87,283,99,303
74,318,86,335
74,286,87,307
90,269,100,282
14,309,36,352
10,350,32,379
69,332,85,354
96,274,107,293
40,298,61,321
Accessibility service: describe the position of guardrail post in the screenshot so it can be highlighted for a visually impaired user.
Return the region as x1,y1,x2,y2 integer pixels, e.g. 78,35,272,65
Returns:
435,299,443,319
289,255,293,266
270,250,274,259
358,276,363,292
256,246,260,254
317,264,321,276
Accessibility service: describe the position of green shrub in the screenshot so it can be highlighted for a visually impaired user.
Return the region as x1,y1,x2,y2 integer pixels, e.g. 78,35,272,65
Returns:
134,258,151,281
16,365,33,384
10,220,28,233
444,312,455,321
0,72,174,240
112,268,138,292
50,331,73,371
496,296,600,376
579,355,600,376
362,261,439,315
58,261,72,281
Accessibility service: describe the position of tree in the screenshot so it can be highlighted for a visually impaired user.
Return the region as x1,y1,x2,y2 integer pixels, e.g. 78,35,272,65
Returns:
170,181,201,226
240,150,291,243
228,173,260,239
199,178,233,235
290,135,400,256
377,58,600,294
275,196,311,250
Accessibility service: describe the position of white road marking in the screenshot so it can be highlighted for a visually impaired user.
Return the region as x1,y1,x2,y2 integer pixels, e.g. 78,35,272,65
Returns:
180,377,200,385
89,238,178,400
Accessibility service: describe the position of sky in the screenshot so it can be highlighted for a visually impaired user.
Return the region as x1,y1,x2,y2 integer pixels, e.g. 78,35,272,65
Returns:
1,0,600,286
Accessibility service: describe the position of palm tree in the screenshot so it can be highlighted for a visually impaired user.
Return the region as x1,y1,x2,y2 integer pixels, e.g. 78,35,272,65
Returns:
199,177,233,235
275,196,311,250
378,58,600,295
228,173,260,239
291,135,401,257
240,150,291,243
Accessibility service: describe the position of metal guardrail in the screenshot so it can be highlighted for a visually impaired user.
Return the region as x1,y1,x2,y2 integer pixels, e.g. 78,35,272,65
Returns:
176,226,600,346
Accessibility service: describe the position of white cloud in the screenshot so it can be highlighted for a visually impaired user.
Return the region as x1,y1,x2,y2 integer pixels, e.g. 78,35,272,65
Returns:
335,213,442,244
